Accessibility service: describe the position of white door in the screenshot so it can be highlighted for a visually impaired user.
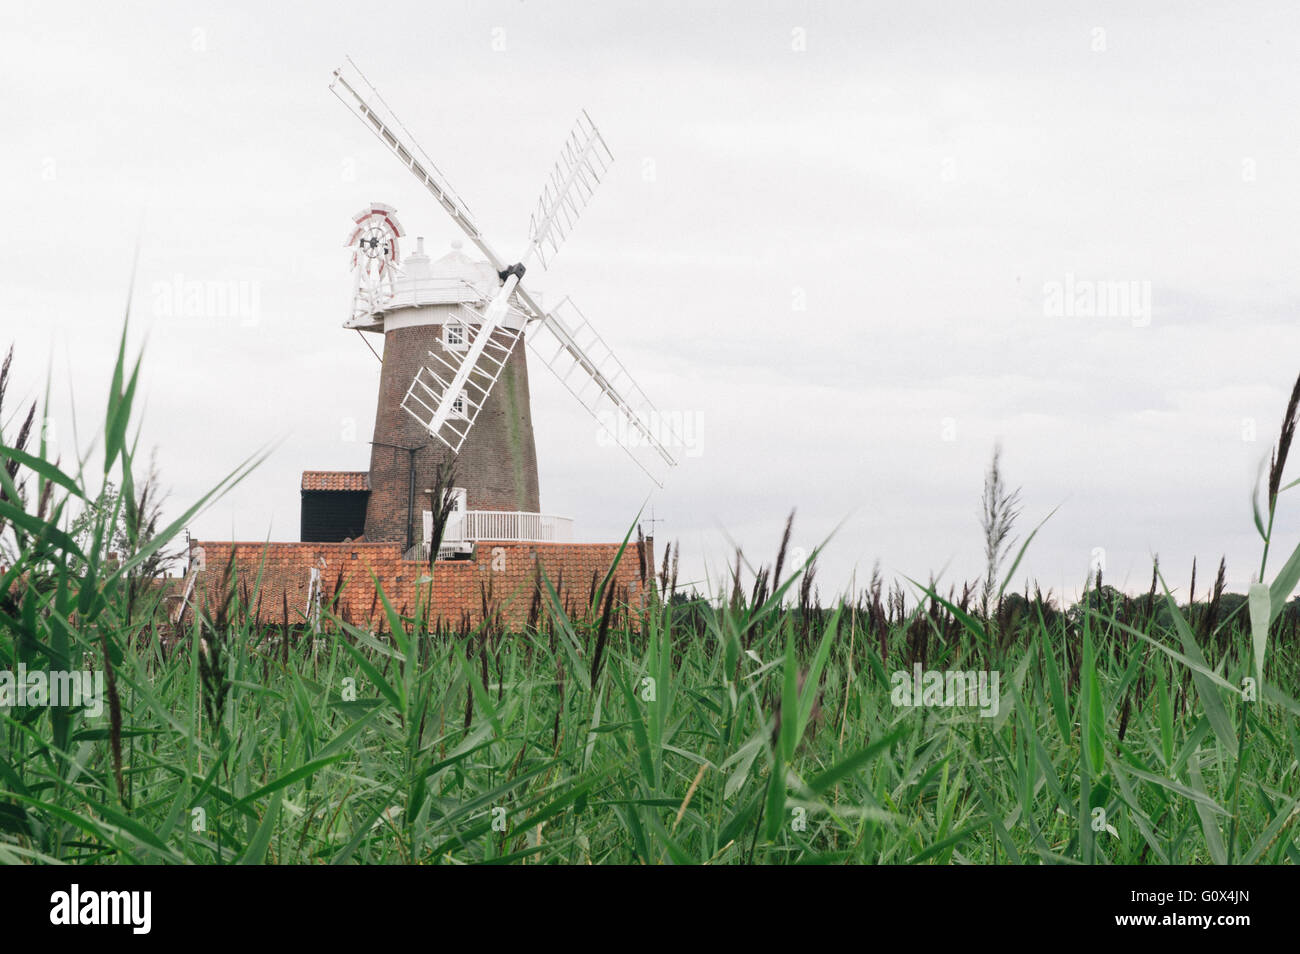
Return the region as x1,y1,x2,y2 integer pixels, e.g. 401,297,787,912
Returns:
443,487,468,542
423,488,468,547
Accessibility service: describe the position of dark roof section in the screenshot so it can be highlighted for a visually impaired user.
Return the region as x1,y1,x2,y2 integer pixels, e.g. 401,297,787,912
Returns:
301,471,370,492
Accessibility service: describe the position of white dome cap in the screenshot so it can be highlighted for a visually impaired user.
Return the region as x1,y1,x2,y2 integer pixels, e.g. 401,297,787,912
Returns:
386,239,499,309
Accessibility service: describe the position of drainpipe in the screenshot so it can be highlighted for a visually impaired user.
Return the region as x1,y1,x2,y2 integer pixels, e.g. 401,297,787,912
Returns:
370,439,426,553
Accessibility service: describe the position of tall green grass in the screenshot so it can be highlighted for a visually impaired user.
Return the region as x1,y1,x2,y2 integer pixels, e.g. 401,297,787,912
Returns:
1,328,1299,864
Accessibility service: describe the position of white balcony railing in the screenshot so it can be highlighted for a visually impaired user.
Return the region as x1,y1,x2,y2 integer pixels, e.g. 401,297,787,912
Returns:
450,510,573,543
347,279,533,330
405,510,574,563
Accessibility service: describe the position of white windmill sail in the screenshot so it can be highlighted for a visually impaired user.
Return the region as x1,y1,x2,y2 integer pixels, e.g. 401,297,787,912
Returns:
332,59,681,485
528,111,614,270
330,59,508,272
400,300,527,454
411,110,613,449
529,298,680,484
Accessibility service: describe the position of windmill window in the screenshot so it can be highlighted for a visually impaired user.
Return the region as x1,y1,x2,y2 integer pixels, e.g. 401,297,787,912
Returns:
443,322,468,350
450,394,467,419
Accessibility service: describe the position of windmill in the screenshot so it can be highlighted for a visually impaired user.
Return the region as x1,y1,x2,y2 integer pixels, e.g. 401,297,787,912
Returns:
329,59,679,554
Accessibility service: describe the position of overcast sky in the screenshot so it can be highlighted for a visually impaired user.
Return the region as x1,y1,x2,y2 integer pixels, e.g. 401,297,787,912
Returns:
5,1,1300,604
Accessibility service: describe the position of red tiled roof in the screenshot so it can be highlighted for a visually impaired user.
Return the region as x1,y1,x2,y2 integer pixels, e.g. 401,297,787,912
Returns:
301,471,370,492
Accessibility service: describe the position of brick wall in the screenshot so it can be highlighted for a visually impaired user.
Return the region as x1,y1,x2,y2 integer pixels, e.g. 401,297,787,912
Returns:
188,537,653,631
364,319,541,546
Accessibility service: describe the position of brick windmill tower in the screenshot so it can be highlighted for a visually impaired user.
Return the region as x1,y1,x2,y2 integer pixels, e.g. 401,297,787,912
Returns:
341,202,541,552
306,60,681,560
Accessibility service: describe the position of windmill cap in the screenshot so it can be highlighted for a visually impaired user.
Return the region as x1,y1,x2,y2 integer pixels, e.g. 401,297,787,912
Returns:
428,242,495,289
373,239,503,314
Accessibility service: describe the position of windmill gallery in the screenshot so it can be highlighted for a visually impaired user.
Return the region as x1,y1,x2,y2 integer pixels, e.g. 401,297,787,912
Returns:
179,61,679,631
